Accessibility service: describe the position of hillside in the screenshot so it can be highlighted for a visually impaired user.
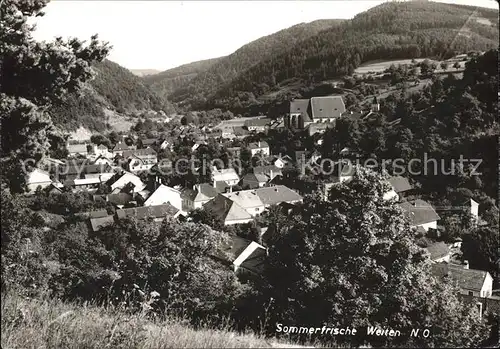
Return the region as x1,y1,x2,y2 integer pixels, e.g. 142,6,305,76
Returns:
1,293,314,349
144,57,223,100
153,19,345,109
49,60,175,131
164,1,499,113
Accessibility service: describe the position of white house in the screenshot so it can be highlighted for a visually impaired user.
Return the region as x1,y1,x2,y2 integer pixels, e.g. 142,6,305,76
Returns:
92,144,113,159
432,262,494,298
249,141,270,157
143,184,183,212
109,172,146,193
25,168,52,192
399,199,440,231
212,167,240,188
223,190,266,217
181,183,219,211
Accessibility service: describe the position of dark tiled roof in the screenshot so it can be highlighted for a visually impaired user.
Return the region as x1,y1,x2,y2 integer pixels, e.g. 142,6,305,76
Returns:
84,164,112,174
113,142,129,151
204,194,252,222
90,216,115,232
248,141,269,149
399,199,440,226
388,176,413,193
115,204,178,220
426,242,450,260
85,210,110,219
432,263,489,291
233,126,249,136
290,99,312,122
255,185,303,206
244,118,271,127
310,96,345,119
107,193,133,206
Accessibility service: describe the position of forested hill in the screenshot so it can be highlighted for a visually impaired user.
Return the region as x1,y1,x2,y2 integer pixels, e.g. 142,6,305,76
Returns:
143,57,223,100
164,1,499,111
49,60,175,131
150,19,345,108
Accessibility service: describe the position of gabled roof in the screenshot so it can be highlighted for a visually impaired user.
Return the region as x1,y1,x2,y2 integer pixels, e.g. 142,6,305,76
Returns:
84,164,113,174
233,240,267,274
310,96,346,119
431,263,490,291
255,185,303,206
224,190,265,210
83,210,109,219
116,203,179,220
97,144,109,150
388,176,413,193
244,118,271,127
90,216,115,232
253,165,282,179
141,138,157,146
113,142,129,151
204,194,252,222
144,184,181,207
109,172,146,192
67,143,88,154
290,99,312,122
107,193,133,206
122,147,157,159
242,173,269,186
426,242,451,261
248,141,269,149
399,199,440,226
233,126,249,136
212,168,240,182
196,183,219,201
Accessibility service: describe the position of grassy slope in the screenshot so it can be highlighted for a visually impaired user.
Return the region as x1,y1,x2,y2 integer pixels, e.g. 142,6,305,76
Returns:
1,293,311,349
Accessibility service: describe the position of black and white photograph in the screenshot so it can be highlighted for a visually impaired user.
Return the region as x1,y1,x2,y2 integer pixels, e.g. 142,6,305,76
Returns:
1,0,499,347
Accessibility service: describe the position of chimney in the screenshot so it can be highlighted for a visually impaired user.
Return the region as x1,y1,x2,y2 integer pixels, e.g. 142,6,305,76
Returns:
463,260,469,269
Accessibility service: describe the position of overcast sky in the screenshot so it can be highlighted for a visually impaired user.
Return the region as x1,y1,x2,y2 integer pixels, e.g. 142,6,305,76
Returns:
32,0,498,71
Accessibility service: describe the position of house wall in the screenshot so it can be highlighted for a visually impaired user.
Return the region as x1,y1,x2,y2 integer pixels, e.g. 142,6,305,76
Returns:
225,218,254,225
251,148,270,157
481,274,493,297
419,221,438,232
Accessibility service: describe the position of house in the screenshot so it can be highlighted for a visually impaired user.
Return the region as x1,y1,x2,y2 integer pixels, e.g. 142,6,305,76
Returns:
287,96,346,129
91,144,113,158
227,147,241,158
425,242,451,263
139,138,157,149
112,142,130,156
270,154,292,169
25,168,53,192
203,194,253,225
248,141,270,157
83,164,114,181
109,172,146,193
432,262,494,298
143,184,183,211
307,122,333,136
399,199,440,231
232,238,267,275
241,172,269,189
89,215,115,232
254,185,303,207
115,203,180,222
233,126,250,139
244,118,271,132
384,176,413,201
223,190,266,217
93,155,113,166
159,139,172,151
181,183,219,211
106,193,134,208
122,148,158,172
211,167,240,188
67,143,89,157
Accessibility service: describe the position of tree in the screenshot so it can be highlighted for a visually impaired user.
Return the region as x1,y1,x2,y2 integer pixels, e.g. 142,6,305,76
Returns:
0,0,110,192
260,167,488,347
440,61,449,71
453,61,461,70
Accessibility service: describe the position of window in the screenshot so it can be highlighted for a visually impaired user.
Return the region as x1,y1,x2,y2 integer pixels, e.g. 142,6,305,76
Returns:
468,291,474,296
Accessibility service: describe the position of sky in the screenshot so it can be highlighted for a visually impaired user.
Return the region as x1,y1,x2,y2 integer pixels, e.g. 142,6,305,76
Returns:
31,0,499,71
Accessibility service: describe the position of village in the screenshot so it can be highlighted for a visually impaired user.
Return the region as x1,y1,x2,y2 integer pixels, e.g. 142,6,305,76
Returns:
23,90,499,319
